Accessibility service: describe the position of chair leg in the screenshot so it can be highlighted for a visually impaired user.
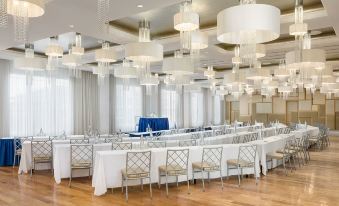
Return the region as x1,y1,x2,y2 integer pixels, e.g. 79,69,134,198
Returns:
121,177,124,193
68,169,72,187
220,170,224,190
13,154,16,168
282,158,287,176
201,170,205,192
186,174,190,194
176,176,178,187
208,172,210,183
237,167,241,186
158,171,161,189
149,178,152,199
192,170,195,184
226,166,229,180
141,179,143,191
165,173,169,197
125,179,128,202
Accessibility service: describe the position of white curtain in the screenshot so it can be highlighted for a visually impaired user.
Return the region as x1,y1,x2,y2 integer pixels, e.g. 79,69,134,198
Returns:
160,84,178,128
73,71,99,134
213,95,222,125
114,78,143,132
190,91,204,127
9,69,73,136
0,60,10,137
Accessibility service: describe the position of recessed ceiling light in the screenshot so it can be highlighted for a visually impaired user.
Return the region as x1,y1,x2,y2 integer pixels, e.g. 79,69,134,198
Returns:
69,24,74,29
137,4,143,8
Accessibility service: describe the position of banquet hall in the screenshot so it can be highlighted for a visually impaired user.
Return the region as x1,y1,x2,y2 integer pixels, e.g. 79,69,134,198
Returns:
0,0,339,205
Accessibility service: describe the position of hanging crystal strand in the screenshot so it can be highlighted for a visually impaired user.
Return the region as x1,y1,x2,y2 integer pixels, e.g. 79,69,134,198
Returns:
97,0,110,32
240,0,256,4
139,20,150,42
0,0,7,28
14,11,29,42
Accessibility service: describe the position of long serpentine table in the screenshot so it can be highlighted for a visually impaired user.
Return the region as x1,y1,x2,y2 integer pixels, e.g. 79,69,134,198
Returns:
92,144,261,196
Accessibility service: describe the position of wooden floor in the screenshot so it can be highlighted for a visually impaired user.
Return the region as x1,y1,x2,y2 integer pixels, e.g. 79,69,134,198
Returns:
1,138,339,206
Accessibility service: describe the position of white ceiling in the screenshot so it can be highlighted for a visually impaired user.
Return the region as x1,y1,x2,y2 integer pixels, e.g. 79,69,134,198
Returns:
0,0,339,80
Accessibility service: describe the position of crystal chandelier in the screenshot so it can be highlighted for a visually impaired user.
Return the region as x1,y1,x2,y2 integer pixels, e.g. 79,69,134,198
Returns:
63,33,84,78
97,0,110,31
114,59,138,79
4,0,46,42
217,0,280,66
125,20,163,89
14,43,46,71
94,41,117,78
174,0,199,52
45,36,63,70
162,51,194,75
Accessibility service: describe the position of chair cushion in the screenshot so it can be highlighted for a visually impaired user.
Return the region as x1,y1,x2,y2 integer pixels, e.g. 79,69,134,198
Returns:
72,161,92,168
192,162,220,171
121,168,150,179
33,156,52,162
226,159,253,167
159,165,187,175
266,152,284,159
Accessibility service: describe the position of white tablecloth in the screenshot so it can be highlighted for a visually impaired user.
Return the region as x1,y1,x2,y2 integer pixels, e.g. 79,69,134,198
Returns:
92,144,261,196
53,143,112,184
18,140,70,174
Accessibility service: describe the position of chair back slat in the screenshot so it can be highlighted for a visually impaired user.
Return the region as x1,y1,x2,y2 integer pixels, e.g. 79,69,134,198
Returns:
112,142,133,150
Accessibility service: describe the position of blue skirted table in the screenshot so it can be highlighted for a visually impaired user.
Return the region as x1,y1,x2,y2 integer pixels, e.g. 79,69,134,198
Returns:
138,117,169,132
0,137,19,167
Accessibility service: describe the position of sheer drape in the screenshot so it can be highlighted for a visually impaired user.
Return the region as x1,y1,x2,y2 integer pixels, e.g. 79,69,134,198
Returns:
9,69,73,136
0,60,10,137
213,95,222,125
114,78,143,132
190,91,204,127
160,84,178,128
73,71,99,134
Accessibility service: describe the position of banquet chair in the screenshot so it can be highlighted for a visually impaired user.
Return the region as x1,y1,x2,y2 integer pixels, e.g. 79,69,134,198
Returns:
266,139,293,175
30,140,53,176
69,144,93,187
112,142,133,150
13,137,29,167
276,137,298,169
121,151,152,201
158,149,190,197
226,145,257,186
104,136,122,143
308,131,323,151
232,135,241,144
191,133,201,140
70,138,90,144
214,130,223,136
147,141,166,148
192,147,223,191
179,139,197,147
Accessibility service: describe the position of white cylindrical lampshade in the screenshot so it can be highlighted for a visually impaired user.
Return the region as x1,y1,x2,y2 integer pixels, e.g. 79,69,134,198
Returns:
246,68,270,80
217,4,280,44
140,75,159,85
45,45,63,57
114,66,138,79
322,76,336,85
289,23,308,36
7,0,45,17
95,48,117,63
285,49,326,70
72,46,84,56
125,42,163,62
162,56,194,75
14,57,46,71
191,30,208,50
62,54,80,67
174,11,199,32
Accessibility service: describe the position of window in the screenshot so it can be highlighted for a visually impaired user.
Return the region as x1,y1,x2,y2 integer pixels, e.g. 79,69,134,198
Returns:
115,78,143,132
160,85,177,128
9,71,73,136
190,91,204,127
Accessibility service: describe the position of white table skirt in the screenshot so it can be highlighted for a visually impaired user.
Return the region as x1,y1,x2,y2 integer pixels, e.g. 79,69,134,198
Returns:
18,140,70,174
53,143,112,184
92,144,261,196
